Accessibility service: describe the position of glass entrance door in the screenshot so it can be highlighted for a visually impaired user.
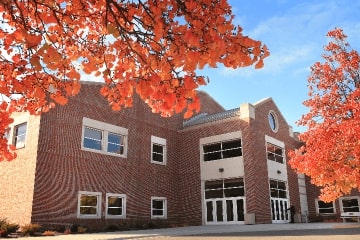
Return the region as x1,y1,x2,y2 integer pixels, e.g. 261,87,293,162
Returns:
206,197,245,224
271,198,289,223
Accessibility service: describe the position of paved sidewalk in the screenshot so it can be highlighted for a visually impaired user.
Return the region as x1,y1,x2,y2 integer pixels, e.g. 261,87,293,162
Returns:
21,222,360,240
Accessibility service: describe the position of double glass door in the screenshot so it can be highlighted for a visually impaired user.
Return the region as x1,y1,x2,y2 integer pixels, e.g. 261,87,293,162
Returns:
206,197,245,224
271,198,290,223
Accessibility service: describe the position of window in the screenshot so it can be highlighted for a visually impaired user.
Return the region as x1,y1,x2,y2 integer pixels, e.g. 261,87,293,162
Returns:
82,118,128,157
205,178,245,199
340,196,360,213
106,193,126,219
316,199,335,215
77,191,101,218
151,136,167,165
13,122,27,149
269,179,287,199
267,142,284,163
203,139,242,161
151,197,167,219
268,111,278,132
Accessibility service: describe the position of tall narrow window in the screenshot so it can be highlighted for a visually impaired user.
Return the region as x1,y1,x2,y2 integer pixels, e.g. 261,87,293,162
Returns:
83,127,102,151
14,122,27,149
107,133,124,154
151,136,167,165
151,197,167,219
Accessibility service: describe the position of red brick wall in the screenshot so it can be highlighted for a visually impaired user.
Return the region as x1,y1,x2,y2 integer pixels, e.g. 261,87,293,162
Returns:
30,83,224,229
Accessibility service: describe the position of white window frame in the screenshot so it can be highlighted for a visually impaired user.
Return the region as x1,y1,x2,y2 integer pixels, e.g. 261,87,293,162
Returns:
151,197,167,219
315,199,336,215
77,191,102,219
339,196,360,216
13,122,27,149
81,117,128,157
105,193,126,219
151,136,167,165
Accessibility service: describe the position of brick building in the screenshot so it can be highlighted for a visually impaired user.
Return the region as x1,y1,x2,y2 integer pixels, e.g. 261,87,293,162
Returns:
1,82,359,230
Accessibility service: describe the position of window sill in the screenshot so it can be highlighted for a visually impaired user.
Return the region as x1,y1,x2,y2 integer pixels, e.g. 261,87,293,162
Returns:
81,147,127,158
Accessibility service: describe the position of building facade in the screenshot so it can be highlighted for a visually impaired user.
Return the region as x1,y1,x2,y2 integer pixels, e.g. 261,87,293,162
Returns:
1,82,359,230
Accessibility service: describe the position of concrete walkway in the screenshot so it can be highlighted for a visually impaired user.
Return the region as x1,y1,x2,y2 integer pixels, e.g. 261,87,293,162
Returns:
23,222,360,240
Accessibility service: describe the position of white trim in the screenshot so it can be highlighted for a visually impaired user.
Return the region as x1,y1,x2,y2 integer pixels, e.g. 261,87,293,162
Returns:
151,197,167,219
265,135,285,148
105,193,126,219
200,131,242,145
77,191,102,219
151,136,167,165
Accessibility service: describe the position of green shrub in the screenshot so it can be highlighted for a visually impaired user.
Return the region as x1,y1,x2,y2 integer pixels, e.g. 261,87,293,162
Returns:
21,223,42,236
0,219,19,237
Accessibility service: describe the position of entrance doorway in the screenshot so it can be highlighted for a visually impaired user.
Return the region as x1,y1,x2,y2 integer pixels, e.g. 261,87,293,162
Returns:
204,178,245,224
206,197,245,224
271,198,289,223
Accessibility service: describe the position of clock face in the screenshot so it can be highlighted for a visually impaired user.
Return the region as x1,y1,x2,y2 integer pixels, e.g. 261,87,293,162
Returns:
268,111,278,132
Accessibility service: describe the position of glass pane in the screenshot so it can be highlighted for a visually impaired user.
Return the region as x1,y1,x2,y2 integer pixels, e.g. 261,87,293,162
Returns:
267,153,275,161
222,140,241,150
152,200,164,209
270,189,278,198
153,144,163,154
15,123,27,148
205,181,223,190
204,152,221,161
84,128,102,150
278,181,286,190
206,201,213,222
279,190,287,199
318,201,333,209
222,148,242,158
203,143,221,153
274,146,283,155
108,143,123,154
224,179,244,188
224,188,244,197
152,152,163,162
84,138,102,150
108,207,122,215
275,155,284,163
84,128,102,139
269,113,276,130
216,201,223,222
269,180,277,189
80,207,97,215
108,197,122,207
153,210,163,216
108,133,121,144
205,189,223,199
81,195,97,207
237,199,244,221
226,200,234,221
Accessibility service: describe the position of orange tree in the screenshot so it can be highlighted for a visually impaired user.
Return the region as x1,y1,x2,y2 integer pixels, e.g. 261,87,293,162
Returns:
0,0,269,161
289,28,360,201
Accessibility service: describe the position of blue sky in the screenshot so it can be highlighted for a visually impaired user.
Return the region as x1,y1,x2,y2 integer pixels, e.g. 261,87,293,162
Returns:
198,0,360,132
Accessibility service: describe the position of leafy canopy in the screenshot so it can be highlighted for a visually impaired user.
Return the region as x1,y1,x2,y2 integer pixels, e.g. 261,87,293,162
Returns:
0,0,269,161
289,28,360,202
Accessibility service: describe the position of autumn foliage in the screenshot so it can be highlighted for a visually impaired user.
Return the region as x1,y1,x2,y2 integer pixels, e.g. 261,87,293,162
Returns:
289,28,360,201
0,0,269,161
